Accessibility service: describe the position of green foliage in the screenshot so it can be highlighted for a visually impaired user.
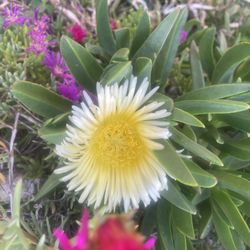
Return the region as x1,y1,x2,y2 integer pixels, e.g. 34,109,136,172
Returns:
6,1,250,249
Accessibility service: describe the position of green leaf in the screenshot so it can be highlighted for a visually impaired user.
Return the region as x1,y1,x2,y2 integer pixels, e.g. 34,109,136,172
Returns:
175,99,249,115
152,7,188,86
212,43,250,83
170,127,223,166
110,48,129,63
172,206,195,239
198,202,212,239
114,28,130,49
60,36,103,92
199,27,216,79
12,81,72,118
96,0,116,55
100,61,132,85
184,160,217,188
212,190,250,246
161,181,197,214
215,110,250,133
210,171,250,200
133,9,179,62
133,57,152,84
151,93,174,112
212,205,238,250
34,173,63,202
171,108,205,127
155,140,198,186
190,41,205,90
38,113,68,144
178,83,250,101
173,226,187,250
231,230,246,250
130,11,150,57
157,199,175,250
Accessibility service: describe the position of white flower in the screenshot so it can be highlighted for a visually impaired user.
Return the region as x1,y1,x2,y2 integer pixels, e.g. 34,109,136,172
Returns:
55,76,171,211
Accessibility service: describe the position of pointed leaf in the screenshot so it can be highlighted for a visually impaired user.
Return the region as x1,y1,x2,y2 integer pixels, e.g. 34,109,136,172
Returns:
133,57,152,84
96,0,116,55
60,36,103,92
161,181,197,214
190,41,205,90
133,9,179,62
155,140,198,186
175,99,249,114
172,108,205,127
115,28,130,49
212,43,250,83
170,127,223,166
12,81,72,118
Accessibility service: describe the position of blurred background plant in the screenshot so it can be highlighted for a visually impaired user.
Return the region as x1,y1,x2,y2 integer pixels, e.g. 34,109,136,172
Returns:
0,0,250,250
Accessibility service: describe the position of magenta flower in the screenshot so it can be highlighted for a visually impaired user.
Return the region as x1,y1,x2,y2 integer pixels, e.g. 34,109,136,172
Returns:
57,77,81,102
43,51,68,78
54,209,156,250
2,3,26,28
27,9,50,55
68,23,88,43
181,31,187,43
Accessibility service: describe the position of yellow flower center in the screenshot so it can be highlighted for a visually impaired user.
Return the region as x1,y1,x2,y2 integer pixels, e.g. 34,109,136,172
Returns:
89,113,147,168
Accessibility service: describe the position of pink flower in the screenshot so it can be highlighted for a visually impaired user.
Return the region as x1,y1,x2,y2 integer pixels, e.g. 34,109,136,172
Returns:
54,210,156,250
110,19,118,30
2,3,26,28
68,24,88,43
181,31,187,43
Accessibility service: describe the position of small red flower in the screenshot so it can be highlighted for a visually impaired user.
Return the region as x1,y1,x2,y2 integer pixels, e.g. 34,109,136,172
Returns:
68,23,88,43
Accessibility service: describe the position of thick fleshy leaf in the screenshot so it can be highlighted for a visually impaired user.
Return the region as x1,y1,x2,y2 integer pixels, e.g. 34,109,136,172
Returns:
96,0,116,55
212,43,250,83
12,81,72,118
100,61,132,85
215,110,250,133
175,99,249,114
210,171,250,200
110,48,129,63
151,93,174,112
133,57,152,84
190,41,205,90
157,199,175,250
170,127,223,166
133,9,179,62
184,160,217,188
212,204,238,250
60,36,103,92
178,83,250,101
161,181,197,214
155,140,198,186
172,206,195,239
115,28,130,49
199,27,216,79
152,7,188,86
173,226,187,250
212,190,250,246
130,11,150,57
198,202,212,239
171,108,205,127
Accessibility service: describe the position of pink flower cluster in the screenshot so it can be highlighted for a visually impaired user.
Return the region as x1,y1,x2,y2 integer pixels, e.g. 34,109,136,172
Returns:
42,51,81,102
68,23,88,43
54,209,156,250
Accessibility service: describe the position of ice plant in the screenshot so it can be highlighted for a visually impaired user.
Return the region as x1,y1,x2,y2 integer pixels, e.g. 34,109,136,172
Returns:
54,209,156,250
68,23,88,43
27,9,50,55
57,77,81,102
1,3,26,28
55,76,171,211
42,51,68,78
